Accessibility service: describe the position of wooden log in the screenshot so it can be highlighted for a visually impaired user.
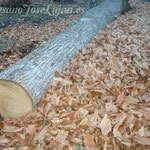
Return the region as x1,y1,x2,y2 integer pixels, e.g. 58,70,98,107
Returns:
0,79,33,118
0,0,127,105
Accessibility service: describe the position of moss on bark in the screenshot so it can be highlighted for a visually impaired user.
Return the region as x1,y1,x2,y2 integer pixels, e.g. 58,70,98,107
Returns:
122,0,132,14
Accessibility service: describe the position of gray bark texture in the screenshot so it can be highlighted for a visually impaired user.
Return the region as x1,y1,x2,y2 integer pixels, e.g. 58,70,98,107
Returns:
0,0,125,106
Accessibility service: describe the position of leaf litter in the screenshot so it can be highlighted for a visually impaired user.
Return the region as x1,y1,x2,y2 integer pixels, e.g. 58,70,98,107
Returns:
0,14,81,72
0,0,150,149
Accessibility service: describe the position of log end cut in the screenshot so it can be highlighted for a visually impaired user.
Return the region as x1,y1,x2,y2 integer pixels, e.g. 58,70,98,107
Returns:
0,79,33,118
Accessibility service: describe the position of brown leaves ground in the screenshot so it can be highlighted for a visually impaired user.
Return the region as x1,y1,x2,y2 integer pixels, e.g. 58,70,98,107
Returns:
0,0,150,149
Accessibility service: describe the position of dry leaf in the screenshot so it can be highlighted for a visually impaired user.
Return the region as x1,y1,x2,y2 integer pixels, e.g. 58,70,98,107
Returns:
100,114,112,136
137,127,145,137
84,134,96,148
79,118,89,126
26,125,36,137
55,130,68,143
142,109,150,120
116,93,126,105
135,136,150,145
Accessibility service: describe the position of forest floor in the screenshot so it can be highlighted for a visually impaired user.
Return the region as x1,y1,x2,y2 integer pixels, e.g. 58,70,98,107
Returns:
0,1,83,72
0,0,150,149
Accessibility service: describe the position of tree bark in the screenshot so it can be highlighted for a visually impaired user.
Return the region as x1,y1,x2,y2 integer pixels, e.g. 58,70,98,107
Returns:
0,0,125,105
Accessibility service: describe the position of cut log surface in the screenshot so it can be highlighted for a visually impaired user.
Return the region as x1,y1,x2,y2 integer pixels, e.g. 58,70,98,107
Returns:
0,0,123,105
0,79,33,118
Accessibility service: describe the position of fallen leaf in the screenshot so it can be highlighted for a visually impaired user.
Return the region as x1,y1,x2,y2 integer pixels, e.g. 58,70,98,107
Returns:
84,134,96,148
135,136,150,145
100,114,112,136
55,130,68,143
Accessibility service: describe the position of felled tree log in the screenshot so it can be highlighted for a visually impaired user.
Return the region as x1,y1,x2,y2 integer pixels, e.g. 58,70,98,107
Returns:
0,0,130,106
0,79,33,118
